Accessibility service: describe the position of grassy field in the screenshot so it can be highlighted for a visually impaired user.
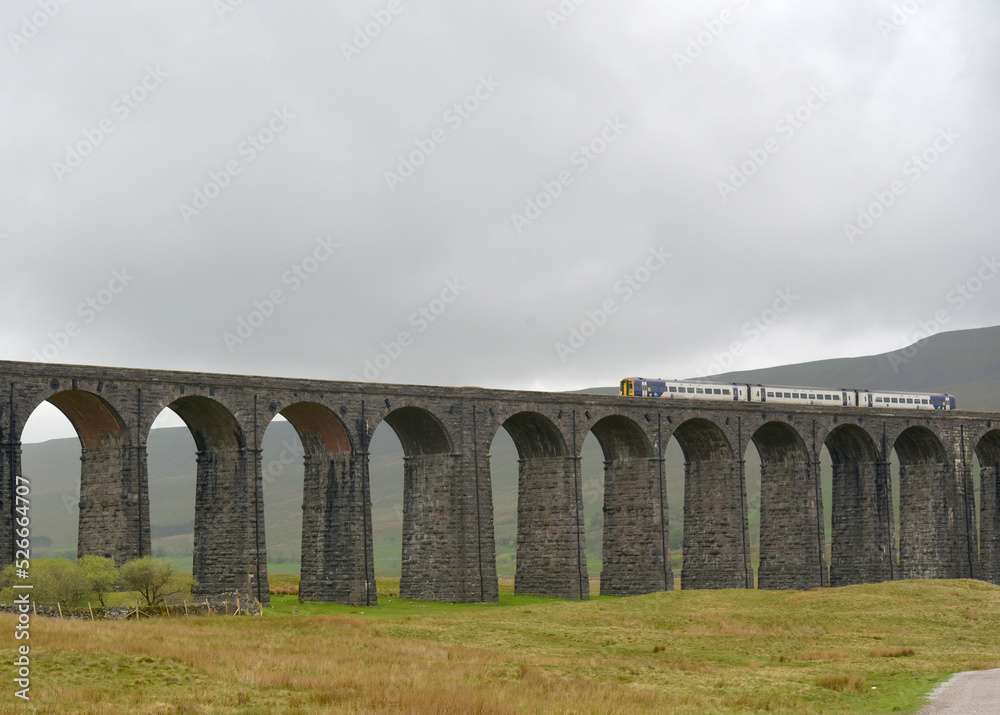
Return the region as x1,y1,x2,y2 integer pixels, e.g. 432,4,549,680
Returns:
3,578,999,714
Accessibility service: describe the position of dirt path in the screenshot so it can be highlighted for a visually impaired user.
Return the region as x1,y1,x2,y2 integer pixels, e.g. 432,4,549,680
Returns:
920,669,1000,713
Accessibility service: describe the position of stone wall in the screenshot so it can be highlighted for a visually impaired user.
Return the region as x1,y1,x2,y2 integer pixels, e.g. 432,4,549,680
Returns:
981,463,999,584
300,451,375,605
829,458,894,585
192,447,267,604
682,457,752,589
1,360,998,607
601,455,671,595
756,419,827,590
515,455,589,599
77,441,148,564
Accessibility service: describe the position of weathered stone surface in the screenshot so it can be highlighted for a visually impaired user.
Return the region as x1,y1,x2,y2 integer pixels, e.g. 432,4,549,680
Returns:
191,446,265,602
831,463,894,585
828,423,894,586
682,456,752,589
1,360,998,606
299,452,376,605
598,413,670,596
981,461,1000,585
756,420,827,590
77,442,148,565
893,424,973,580
515,455,589,599
601,455,671,595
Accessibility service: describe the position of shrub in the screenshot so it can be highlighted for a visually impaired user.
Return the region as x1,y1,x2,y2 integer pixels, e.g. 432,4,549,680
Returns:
78,555,121,607
2,559,91,606
120,557,182,606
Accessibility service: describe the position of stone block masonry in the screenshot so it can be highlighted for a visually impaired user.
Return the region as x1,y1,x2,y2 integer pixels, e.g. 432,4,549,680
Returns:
1,360,998,607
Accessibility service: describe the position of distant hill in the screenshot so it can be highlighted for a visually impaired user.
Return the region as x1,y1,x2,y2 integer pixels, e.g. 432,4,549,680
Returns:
701,325,1000,412
581,325,1000,412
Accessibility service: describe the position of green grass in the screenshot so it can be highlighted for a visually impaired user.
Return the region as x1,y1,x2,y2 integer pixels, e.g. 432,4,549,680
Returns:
6,578,1000,713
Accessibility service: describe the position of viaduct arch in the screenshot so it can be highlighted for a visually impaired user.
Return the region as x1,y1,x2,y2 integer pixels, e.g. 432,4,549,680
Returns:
2,361,998,606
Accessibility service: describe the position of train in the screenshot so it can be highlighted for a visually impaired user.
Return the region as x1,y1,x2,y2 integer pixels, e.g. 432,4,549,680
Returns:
619,377,957,411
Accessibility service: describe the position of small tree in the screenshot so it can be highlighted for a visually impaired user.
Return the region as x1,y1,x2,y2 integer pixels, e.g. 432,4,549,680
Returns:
79,555,120,606
120,557,181,606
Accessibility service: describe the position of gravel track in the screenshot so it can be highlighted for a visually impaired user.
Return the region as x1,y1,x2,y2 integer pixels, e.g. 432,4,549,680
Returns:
920,669,1000,713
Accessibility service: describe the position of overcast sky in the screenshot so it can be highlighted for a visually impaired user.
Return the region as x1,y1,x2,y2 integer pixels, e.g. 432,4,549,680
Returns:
4,1,1000,441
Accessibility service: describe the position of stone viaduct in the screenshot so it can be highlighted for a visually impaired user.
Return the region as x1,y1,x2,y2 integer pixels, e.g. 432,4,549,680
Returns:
1,360,998,607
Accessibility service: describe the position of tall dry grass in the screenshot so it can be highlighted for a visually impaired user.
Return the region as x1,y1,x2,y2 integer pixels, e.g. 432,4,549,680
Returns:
4,578,1000,713
14,614,661,714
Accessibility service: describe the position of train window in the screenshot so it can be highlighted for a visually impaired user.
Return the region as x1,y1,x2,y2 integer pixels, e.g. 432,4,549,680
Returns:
890,398,898,403
791,393,799,398
875,397,882,402
766,391,774,397
722,389,731,395
921,399,928,404
687,387,695,393
713,389,720,394
906,398,914,404
808,394,815,399
696,388,704,393
784,392,791,398
826,395,833,400
669,386,677,393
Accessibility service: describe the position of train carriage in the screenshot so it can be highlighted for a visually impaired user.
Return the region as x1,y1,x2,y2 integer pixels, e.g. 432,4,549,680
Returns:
759,386,853,407
620,378,746,401
620,377,956,411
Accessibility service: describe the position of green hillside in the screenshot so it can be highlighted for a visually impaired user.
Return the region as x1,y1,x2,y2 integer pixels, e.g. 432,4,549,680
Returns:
584,325,1000,411
704,324,1000,411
